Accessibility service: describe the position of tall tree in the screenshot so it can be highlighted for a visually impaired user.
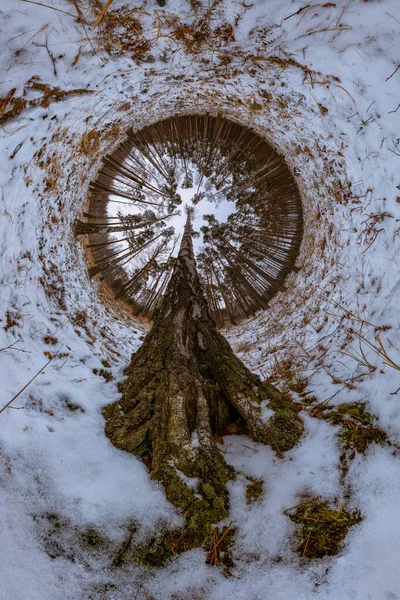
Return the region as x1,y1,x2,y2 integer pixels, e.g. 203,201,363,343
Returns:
103,210,303,562
78,114,302,327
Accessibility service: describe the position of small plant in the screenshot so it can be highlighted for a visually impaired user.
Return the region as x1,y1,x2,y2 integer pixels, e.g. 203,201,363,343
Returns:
269,356,309,395
287,499,361,558
312,402,387,457
132,517,234,571
261,391,304,454
246,478,264,504
358,211,393,253
326,402,387,455
80,528,105,548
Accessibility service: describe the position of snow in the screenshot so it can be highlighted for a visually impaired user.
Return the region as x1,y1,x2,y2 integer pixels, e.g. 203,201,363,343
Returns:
1,0,400,598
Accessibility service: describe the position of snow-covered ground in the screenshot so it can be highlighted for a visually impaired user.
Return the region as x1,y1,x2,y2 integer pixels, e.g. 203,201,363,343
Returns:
1,0,400,598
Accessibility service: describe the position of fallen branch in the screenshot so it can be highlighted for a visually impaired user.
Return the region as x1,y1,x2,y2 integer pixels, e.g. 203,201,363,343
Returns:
388,103,400,114
283,5,310,22
0,353,59,415
385,64,400,82
298,26,351,39
0,341,30,353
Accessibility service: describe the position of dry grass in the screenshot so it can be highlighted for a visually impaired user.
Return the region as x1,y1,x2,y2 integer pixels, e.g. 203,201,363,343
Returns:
81,129,100,156
358,211,393,252
235,341,253,354
93,6,152,62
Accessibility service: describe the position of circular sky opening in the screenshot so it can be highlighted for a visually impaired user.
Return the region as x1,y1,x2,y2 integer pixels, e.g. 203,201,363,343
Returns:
77,114,303,328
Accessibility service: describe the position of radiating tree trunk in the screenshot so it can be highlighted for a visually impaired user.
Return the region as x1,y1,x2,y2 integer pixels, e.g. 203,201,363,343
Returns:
103,211,303,559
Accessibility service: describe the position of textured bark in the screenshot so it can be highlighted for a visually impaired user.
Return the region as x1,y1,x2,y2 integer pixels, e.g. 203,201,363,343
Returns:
104,213,303,551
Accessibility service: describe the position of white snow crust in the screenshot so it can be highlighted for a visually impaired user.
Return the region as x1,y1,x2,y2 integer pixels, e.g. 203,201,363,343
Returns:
1,1,400,598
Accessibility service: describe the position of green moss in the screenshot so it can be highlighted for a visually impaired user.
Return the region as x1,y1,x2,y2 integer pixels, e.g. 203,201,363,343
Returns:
341,424,387,454
160,466,196,511
251,385,305,453
338,403,372,419
133,497,233,569
322,402,387,454
258,382,289,402
80,528,106,548
246,478,263,504
265,398,304,453
190,450,234,490
327,402,372,426
288,499,361,558
102,404,115,420
131,451,233,569
213,496,225,510
202,483,216,500
208,353,237,386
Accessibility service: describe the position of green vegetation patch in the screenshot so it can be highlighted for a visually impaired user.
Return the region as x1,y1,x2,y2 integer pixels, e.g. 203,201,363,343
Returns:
131,498,234,570
264,394,304,454
80,528,106,548
121,453,234,569
288,499,362,559
246,477,264,504
322,402,387,455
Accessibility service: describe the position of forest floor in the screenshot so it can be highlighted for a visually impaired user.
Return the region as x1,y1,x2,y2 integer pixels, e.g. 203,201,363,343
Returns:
1,1,400,599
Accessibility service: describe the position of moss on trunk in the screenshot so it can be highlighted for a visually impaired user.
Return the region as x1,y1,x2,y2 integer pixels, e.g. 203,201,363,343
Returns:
104,213,303,564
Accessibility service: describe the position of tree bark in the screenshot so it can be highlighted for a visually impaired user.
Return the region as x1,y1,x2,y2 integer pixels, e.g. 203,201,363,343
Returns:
103,211,303,560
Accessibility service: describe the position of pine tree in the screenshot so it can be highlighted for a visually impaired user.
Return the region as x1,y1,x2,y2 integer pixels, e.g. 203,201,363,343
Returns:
103,210,303,562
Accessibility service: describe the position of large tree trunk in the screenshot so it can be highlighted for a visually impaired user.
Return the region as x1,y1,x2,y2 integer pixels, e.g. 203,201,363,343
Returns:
104,212,303,562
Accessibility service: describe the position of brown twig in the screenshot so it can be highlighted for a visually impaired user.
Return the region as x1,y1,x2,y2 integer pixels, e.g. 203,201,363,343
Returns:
298,26,351,39
20,0,76,17
0,354,57,415
93,0,114,28
388,103,400,114
385,64,400,82
37,38,57,76
385,12,400,26
112,526,136,565
283,5,310,22
0,340,30,353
